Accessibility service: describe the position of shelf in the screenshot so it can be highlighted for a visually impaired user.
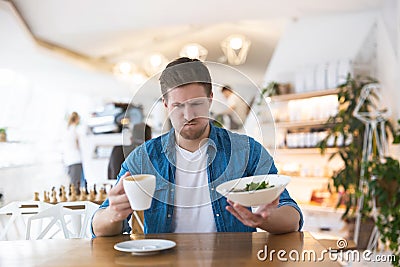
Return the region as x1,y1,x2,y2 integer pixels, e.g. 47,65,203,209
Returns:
273,147,338,155
262,119,329,128
270,88,339,102
290,175,330,179
299,203,345,213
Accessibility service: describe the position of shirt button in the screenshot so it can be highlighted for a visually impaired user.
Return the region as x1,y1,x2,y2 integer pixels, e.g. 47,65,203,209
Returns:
216,213,220,217
167,214,171,218
211,187,214,191
171,188,174,192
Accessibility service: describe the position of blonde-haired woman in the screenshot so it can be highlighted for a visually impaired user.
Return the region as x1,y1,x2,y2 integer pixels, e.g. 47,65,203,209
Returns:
63,112,83,194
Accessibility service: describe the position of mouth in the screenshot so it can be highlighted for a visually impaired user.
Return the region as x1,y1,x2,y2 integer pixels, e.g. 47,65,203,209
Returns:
184,120,197,126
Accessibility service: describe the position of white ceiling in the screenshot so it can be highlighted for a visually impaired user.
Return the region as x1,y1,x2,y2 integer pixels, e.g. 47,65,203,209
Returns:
10,0,385,85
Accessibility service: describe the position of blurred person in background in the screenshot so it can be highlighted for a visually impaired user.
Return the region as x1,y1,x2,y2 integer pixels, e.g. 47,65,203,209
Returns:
107,123,152,179
219,85,249,130
62,112,84,194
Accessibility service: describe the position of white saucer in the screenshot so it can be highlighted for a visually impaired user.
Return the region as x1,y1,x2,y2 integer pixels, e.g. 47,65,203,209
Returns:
114,239,176,255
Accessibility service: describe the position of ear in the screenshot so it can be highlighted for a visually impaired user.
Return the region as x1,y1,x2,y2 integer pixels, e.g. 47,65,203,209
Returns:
208,92,213,106
162,97,168,108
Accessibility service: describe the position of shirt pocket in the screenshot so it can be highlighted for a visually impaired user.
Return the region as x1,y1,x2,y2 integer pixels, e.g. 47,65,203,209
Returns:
151,182,171,209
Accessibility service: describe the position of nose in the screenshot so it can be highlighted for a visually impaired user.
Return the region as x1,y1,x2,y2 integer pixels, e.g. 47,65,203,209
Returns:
183,104,196,121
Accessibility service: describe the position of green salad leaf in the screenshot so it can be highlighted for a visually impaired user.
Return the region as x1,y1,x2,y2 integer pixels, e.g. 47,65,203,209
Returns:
231,181,274,192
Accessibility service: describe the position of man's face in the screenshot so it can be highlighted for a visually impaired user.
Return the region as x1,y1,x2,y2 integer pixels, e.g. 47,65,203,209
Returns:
163,83,213,141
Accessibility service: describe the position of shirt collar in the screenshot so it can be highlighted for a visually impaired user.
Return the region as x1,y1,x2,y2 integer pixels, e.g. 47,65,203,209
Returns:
161,121,219,159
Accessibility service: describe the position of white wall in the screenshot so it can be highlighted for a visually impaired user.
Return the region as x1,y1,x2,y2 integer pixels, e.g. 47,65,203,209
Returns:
0,2,132,204
263,12,377,86
377,0,400,121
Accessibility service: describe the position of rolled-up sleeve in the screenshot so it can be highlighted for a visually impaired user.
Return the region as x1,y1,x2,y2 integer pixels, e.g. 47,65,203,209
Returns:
278,188,304,231
250,139,304,231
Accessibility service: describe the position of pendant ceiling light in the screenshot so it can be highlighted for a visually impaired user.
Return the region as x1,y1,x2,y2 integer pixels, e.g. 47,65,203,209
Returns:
179,43,208,61
221,34,251,65
113,61,134,76
143,53,168,77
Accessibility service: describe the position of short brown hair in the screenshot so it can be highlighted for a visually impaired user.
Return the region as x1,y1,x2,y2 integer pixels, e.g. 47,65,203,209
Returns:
221,85,233,93
159,57,212,100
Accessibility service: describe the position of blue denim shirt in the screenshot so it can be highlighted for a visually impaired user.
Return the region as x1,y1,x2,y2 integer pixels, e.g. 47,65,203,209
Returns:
93,123,303,235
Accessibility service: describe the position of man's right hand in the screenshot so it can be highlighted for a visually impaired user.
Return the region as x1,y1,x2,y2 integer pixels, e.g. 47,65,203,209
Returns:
107,171,134,223
92,171,133,237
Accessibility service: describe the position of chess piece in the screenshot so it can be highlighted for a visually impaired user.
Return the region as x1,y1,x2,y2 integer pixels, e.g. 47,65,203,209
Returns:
43,191,50,203
60,186,67,202
102,183,112,196
71,184,75,194
97,187,106,202
34,192,40,201
70,184,77,201
50,187,57,204
94,184,98,196
83,180,89,195
88,189,95,202
79,188,87,201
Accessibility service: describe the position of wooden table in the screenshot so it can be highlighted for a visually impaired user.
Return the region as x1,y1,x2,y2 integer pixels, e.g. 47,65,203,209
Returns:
0,232,340,266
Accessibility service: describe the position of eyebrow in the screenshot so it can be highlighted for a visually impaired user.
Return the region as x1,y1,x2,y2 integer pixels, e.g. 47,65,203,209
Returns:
171,98,207,106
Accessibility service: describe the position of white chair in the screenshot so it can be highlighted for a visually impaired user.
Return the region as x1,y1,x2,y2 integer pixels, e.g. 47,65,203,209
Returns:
0,201,52,240
26,201,99,239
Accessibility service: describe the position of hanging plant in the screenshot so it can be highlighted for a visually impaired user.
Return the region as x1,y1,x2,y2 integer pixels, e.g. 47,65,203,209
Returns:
318,74,393,218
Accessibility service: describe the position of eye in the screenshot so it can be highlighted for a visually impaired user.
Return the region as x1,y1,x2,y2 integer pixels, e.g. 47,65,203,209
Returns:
191,100,205,106
172,103,184,108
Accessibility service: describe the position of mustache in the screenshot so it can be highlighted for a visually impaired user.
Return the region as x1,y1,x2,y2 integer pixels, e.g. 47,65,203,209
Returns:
184,119,198,125
183,115,210,125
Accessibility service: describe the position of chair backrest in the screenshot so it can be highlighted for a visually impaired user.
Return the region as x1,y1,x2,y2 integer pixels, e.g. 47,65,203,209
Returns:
0,201,52,240
26,201,99,239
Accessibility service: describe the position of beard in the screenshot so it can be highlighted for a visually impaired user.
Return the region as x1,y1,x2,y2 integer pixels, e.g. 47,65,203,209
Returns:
177,119,209,140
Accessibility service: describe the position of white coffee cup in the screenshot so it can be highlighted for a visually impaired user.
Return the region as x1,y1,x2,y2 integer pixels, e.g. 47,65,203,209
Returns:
123,174,156,210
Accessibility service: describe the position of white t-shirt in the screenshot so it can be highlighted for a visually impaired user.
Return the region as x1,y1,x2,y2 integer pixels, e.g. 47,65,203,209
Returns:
62,125,82,166
172,143,217,233
227,93,249,126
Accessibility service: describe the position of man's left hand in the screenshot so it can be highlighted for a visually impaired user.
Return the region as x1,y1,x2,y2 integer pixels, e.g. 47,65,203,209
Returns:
226,197,279,229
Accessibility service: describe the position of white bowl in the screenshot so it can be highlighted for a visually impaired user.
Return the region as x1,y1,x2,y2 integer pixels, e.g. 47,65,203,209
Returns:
216,174,291,207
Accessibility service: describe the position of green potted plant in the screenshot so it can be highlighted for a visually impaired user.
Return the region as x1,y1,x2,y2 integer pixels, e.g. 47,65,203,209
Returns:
257,81,279,107
259,81,291,102
0,128,6,142
368,157,400,267
389,119,400,160
317,74,394,248
393,119,400,144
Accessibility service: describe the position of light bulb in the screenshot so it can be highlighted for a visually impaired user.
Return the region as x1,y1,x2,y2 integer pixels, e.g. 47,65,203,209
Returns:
186,45,200,59
229,37,243,50
150,54,162,67
117,62,132,75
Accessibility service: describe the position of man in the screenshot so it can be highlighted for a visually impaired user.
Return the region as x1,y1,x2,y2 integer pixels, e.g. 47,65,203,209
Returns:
220,85,250,130
92,57,302,236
